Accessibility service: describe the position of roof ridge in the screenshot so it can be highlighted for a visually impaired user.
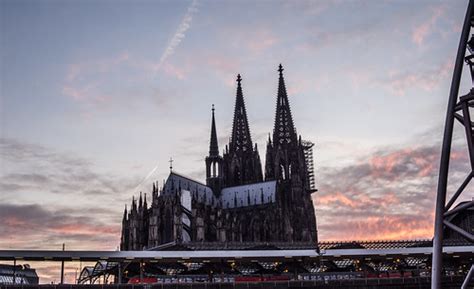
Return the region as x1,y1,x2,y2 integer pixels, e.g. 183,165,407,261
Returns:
169,171,209,188
221,180,277,191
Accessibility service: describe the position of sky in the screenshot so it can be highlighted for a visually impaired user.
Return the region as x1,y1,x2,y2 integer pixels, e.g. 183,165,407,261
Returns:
1,0,473,283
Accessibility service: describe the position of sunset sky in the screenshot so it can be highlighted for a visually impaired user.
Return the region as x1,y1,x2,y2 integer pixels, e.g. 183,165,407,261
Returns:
1,0,473,283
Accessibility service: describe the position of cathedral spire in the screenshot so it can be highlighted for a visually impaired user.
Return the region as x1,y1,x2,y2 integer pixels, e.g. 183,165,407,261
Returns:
273,64,297,146
209,104,219,156
123,205,127,221
230,74,253,153
132,196,137,211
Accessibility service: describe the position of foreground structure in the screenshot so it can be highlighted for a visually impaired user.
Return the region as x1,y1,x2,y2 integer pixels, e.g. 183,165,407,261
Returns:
431,0,474,288
121,65,318,249
0,264,38,285
0,238,472,286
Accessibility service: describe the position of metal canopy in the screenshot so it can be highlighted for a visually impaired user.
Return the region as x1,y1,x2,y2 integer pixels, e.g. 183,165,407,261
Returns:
0,246,472,262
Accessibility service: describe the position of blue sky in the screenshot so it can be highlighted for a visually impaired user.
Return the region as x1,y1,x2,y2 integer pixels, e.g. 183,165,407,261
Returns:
1,0,473,282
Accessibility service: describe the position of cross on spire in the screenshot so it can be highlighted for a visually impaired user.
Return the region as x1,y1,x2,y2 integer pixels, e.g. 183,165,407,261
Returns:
169,157,173,172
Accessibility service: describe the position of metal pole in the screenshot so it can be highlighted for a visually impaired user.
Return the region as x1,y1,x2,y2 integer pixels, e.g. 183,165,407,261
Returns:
60,243,65,284
117,262,122,285
13,259,16,285
461,264,474,289
431,1,473,289
139,261,144,284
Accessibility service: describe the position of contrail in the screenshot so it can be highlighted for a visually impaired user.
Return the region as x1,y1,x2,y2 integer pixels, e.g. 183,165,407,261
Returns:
130,1,198,194
156,0,198,70
132,164,159,193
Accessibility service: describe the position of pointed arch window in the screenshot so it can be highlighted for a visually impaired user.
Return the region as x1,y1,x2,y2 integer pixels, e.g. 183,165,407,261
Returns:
280,164,286,180
234,166,241,183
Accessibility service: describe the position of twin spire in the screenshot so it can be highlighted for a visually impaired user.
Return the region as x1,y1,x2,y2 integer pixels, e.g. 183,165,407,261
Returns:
209,64,296,155
230,74,253,153
273,64,297,146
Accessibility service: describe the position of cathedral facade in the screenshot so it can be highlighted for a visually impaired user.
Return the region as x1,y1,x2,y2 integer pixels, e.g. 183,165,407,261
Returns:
121,65,318,250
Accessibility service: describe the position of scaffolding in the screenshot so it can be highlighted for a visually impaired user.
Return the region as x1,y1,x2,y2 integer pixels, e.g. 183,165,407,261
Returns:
302,140,316,193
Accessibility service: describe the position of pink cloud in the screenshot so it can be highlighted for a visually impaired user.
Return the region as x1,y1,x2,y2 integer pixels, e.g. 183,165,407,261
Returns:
412,5,445,46
315,139,469,242
62,52,191,116
318,191,360,209
0,203,122,251
320,215,434,241
203,54,241,87
247,29,279,54
317,191,399,210
160,62,189,80
386,59,453,96
50,223,120,236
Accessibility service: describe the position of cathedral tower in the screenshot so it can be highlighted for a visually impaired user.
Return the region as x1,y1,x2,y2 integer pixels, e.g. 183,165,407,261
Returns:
265,64,305,184
265,64,317,242
206,105,224,194
223,74,263,187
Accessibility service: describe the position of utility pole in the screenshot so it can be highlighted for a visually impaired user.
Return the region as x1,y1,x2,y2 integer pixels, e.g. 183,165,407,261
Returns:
60,243,65,284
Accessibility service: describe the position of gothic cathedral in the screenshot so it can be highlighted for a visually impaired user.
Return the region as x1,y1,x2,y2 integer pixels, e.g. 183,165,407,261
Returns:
121,65,318,250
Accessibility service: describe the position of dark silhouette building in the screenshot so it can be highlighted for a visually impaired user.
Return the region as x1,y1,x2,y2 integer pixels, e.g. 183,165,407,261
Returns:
121,65,318,250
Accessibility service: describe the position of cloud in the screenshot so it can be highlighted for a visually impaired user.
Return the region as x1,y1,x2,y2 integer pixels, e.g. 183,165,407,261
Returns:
290,1,333,16
160,62,190,80
315,131,470,241
0,203,119,284
61,0,202,107
318,214,434,241
0,138,149,282
0,137,139,211
384,60,453,96
347,59,453,96
0,203,120,250
246,29,279,54
412,5,445,46
62,51,194,117
156,0,199,70
202,54,241,87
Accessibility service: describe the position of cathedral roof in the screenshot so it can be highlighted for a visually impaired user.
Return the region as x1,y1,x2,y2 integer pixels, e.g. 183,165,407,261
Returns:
167,171,208,187
162,172,277,209
220,180,276,209
163,172,216,206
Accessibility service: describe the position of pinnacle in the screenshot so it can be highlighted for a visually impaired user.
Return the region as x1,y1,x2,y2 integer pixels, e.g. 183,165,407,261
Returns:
209,104,219,156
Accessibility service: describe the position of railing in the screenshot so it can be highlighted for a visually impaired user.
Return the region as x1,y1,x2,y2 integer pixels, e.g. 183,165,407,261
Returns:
0,276,470,289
